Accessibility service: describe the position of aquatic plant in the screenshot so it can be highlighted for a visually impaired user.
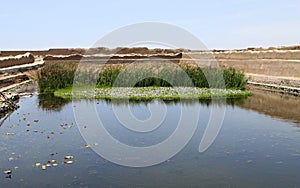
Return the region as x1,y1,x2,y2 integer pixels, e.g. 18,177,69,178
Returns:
37,62,78,92
38,62,248,92
96,65,247,89
55,87,252,100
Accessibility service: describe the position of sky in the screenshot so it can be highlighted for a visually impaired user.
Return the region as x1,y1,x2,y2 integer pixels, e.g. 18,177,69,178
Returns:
1,0,300,50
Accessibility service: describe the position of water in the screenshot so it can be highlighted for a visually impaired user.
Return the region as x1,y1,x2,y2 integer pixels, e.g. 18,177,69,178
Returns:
0,90,300,187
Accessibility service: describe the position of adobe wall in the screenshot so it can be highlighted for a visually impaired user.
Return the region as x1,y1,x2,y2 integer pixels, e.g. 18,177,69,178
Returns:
0,53,34,68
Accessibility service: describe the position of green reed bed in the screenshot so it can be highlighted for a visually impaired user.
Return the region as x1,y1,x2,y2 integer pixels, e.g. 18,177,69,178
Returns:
38,62,78,92
96,66,247,89
38,62,250,99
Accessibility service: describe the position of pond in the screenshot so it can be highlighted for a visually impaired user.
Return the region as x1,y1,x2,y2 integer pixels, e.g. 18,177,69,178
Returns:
0,89,300,187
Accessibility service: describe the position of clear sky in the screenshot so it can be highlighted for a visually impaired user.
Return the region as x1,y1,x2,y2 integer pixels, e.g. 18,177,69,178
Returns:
1,0,299,50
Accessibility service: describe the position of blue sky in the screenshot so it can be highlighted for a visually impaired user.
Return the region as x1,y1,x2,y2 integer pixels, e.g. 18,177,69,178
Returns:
1,0,299,50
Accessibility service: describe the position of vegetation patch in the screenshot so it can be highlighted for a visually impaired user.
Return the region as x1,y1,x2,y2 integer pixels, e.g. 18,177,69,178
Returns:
38,62,248,93
54,87,252,100
37,62,78,93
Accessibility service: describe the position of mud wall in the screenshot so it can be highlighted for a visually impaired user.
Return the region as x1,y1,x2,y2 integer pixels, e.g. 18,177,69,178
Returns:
185,49,300,78
0,47,186,57
0,53,34,68
214,50,300,78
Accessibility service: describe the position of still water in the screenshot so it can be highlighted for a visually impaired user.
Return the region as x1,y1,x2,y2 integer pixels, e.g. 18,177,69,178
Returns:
0,90,300,187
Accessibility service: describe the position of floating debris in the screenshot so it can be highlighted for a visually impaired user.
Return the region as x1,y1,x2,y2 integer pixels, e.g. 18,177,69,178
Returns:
34,155,74,170
60,122,73,130
64,155,73,159
8,157,14,161
3,169,12,174
35,163,41,167
4,133,15,136
33,120,39,123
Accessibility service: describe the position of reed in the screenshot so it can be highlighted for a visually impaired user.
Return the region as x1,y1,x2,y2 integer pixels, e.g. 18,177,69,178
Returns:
38,62,248,92
37,62,78,92
96,66,247,89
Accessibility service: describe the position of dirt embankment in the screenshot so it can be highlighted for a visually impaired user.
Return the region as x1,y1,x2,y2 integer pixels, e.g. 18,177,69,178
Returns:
216,47,300,75
0,49,85,57
0,53,34,68
186,49,300,77
214,49,300,88
0,47,187,57
43,53,183,64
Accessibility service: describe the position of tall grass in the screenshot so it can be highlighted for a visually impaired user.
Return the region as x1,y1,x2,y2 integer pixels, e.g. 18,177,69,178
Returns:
38,62,248,92
38,62,78,92
97,66,247,89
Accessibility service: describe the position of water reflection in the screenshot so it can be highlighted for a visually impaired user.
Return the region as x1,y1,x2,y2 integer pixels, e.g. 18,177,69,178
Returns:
239,88,300,125
37,94,249,110
37,90,300,126
38,93,69,111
